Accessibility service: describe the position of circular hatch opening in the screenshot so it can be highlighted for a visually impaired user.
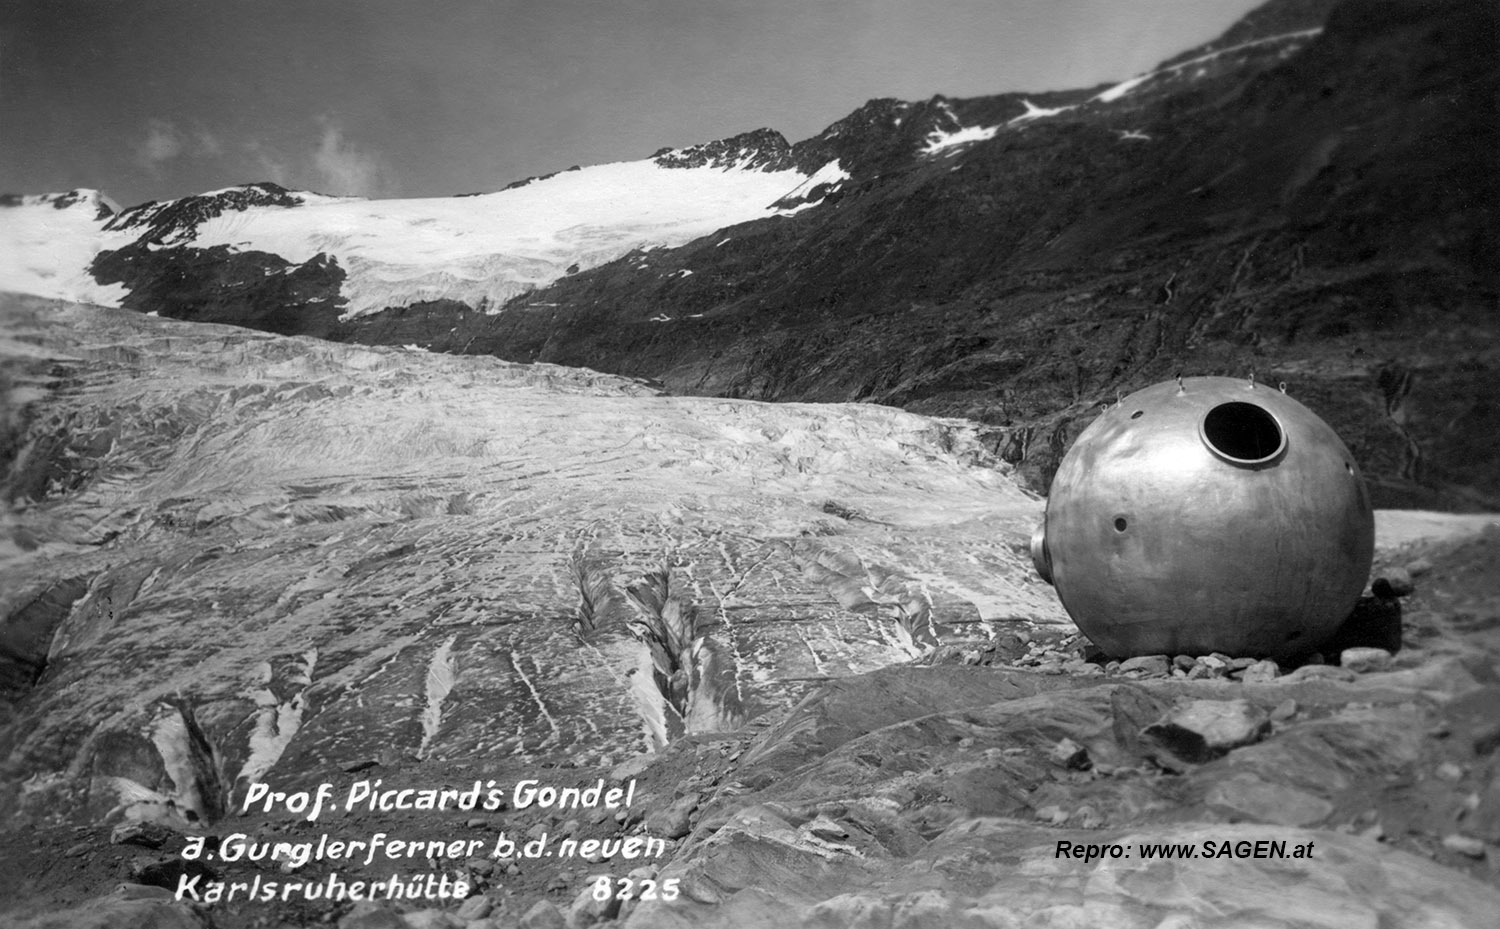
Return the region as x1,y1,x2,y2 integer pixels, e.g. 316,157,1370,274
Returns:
1201,401,1285,465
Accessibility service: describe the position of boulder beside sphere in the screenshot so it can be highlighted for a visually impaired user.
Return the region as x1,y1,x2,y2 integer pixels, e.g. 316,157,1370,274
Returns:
1031,376,1373,661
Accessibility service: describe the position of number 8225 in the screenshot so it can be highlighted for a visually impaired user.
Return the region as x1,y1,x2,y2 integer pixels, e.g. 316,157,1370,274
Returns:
590,875,681,902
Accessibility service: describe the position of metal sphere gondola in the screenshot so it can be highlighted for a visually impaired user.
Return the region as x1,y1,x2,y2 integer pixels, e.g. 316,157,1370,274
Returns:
1031,376,1374,660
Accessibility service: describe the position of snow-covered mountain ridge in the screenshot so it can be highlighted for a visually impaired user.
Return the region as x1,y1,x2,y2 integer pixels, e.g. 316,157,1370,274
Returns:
3,152,841,320
0,2,1329,323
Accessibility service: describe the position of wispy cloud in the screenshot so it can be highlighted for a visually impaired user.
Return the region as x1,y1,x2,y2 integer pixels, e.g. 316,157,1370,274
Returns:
309,118,392,197
243,140,293,187
136,119,223,173
140,118,397,198
136,119,183,170
236,119,396,197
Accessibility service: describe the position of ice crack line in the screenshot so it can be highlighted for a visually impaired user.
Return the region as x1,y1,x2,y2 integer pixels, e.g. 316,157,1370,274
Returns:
418,635,457,760
709,580,749,705
795,624,828,676
509,650,561,742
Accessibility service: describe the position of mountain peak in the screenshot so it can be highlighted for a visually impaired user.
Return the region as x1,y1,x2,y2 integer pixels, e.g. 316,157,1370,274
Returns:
102,181,331,245
653,128,795,171
0,189,119,220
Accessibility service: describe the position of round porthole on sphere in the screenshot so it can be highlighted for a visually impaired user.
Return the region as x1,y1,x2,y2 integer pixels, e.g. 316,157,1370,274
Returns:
1200,401,1285,465
1130,410,1144,420
1114,516,1128,532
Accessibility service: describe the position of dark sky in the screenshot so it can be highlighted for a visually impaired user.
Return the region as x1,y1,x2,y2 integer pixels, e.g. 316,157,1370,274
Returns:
2,0,1263,207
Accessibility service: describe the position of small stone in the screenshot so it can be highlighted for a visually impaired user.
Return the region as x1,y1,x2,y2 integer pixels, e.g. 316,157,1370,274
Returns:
402,910,462,929
1269,699,1298,723
1373,568,1415,599
129,857,218,891
645,793,699,839
1206,774,1334,826
526,821,550,840
1437,763,1465,782
1284,665,1357,683
1074,805,1103,829
1405,557,1434,577
1143,699,1271,765
1118,655,1170,677
1034,804,1068,824
805,814,849,840
64,842,91,858
456,894,494,920
339,903,407,929
518,899,568,929
1241,659,1280,683
466,817,490,829
559,818,581,838
1442,834,1487,858
1202,654,1229,670
109,820,174,849
466,857,495,876
1340,647,1393,673
569,882,621,926
610,754,655,781
1049,738,1090,770
1186,663,1213,680
1173,655,1196,671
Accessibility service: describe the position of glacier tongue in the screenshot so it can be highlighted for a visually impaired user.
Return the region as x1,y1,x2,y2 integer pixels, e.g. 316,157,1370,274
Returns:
0,294,1065,827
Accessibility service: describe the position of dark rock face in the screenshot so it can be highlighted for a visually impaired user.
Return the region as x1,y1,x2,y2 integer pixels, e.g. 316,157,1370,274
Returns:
653,128,797,172
46,190,116,219
0,190,116,220
90,243,347,337
499,163,583,191
103,182,310,245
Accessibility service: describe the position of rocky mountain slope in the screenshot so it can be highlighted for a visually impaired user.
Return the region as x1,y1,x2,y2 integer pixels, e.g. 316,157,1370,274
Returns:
2,0,1494,513
444,0,1495,510
4,294,1500,928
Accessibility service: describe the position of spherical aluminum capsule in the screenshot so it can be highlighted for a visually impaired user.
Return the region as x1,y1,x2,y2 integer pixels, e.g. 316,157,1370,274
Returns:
1032,376,1373,660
